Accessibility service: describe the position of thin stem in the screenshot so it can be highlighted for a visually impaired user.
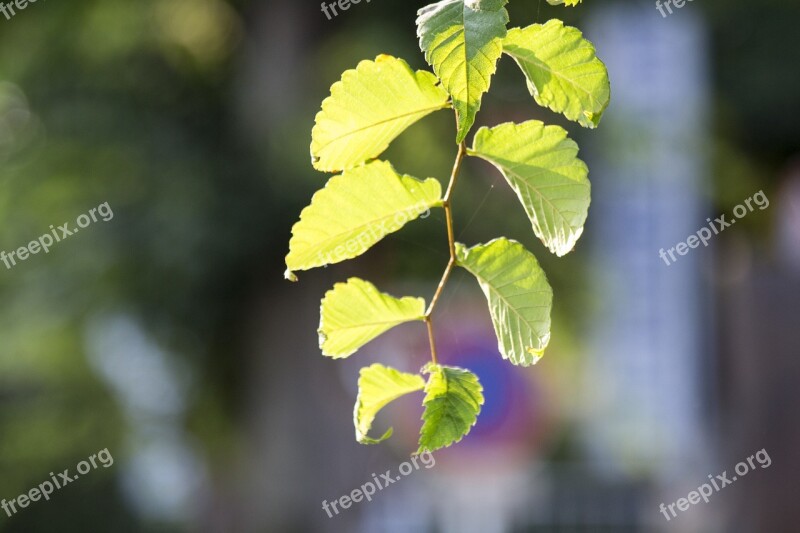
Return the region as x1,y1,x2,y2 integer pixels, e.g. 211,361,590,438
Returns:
445,142,466,201
425,257,454,317
424,141,466,365
425,317,438,365
443,144,465,258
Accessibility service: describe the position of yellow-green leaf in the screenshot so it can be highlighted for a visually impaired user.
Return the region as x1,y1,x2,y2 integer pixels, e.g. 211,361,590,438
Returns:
310,55,450,172
417,0,508,143
469,120,590,256
319,278,426,358
285,160,443,280
355,364,425,444
546,0,584,6
456,238,553,366
503,20,610,128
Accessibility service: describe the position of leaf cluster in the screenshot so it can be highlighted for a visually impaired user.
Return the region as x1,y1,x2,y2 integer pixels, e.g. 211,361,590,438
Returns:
286,0,609,453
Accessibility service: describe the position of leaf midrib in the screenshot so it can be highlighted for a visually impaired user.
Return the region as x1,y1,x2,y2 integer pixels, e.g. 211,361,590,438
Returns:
506,46,601,108
330,315,425,334
295,195,443,262
483,156,582,233
317,103,450,152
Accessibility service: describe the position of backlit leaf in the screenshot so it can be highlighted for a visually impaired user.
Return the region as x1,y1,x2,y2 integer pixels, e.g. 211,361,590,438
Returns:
285,160,443,280
546,0,584,6
417,0,508,142
311,55,450,172
469,120,590,256
456,238,553,365
319,278,426,358
417,363,483,453
355,364,425,444
503,20,609,127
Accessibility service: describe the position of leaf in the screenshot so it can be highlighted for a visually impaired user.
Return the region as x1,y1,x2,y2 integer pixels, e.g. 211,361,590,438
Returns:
503,20,610,128
310,55,450,172
469,120,590,256
355,364,425,444
546,0,583,6
285,160,443,280
455,238,553,366
418,364,484,453
319,278,426,358
417,0,508,143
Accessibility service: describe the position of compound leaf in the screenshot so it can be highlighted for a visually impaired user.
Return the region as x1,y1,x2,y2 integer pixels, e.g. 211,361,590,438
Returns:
418,364,484,453
469,120,590,256
417,0,508,143
311,55,450,172
355,364,426,444
456,238,553,366
319,278,426,358
503,20,609,128
285,160,443,280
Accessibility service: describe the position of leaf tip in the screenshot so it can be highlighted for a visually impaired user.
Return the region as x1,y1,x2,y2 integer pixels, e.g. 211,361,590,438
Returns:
356,427,393,445
584,109,605,128
284,269,298,282
317,328,328,350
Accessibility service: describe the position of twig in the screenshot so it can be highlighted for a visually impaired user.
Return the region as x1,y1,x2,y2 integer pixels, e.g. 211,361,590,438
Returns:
424,140,466,364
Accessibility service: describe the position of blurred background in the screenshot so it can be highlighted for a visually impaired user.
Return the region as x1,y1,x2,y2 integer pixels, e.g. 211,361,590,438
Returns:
0,0,798,531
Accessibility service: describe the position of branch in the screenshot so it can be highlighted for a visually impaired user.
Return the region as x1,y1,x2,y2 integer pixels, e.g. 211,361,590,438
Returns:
424,141,466,364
